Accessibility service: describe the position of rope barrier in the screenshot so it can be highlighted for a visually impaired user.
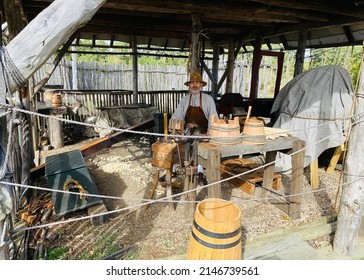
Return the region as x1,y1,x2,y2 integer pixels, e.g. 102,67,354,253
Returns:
0,98,362,236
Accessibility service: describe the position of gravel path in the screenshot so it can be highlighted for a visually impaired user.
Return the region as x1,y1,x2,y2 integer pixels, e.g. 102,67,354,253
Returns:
39,135,342,260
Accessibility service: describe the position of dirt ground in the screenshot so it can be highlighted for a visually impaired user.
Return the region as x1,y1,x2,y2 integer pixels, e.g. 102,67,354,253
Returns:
33,134,342,260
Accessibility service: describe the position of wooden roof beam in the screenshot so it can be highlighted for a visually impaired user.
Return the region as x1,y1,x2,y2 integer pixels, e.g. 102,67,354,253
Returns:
343,25,356,44
279,35,289,50
246,0,364,19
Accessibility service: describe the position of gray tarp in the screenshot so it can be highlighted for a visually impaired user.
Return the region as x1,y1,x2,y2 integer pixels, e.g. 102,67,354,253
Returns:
95,106,158,138
271,65,354,172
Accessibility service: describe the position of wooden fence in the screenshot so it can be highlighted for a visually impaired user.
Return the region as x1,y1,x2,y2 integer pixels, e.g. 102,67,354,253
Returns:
35,56,281,98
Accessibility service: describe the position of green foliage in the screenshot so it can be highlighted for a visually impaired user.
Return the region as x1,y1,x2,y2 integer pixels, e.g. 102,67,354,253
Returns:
79,231,120,260
47,247,69,260
306,46,362,86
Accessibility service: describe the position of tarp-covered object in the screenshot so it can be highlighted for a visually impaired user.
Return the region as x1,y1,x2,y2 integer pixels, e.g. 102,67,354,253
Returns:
271,65,354,172
95,106,158,138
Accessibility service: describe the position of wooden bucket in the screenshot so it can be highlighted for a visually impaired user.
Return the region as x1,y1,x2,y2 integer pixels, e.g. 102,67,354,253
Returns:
51,93,62,107
209,115,241,145
186,198,242,260
241,117,266,144
168,119,185,133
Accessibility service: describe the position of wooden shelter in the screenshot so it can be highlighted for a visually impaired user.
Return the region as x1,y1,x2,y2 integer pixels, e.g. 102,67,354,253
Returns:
3,0,364,101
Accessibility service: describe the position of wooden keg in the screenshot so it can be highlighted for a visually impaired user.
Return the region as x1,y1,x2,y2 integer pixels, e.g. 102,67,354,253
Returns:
209,115,241,145
51,93,62,107
241,117,266,144
186,198,242,260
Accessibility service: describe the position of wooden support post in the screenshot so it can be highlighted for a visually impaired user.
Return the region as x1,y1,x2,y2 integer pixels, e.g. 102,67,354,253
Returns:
47,117,64,149
225,38,235,93
249,36,262,106
206,149,221,198
190,13,202,72
288,140,305,219
334,43,364,255
211,45,220,100
132,35,138,104
294,28,307,78
310,159,319,189
327,144,344,174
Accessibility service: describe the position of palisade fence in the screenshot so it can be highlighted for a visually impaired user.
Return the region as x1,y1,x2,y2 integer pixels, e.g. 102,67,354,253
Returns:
33,57,281,119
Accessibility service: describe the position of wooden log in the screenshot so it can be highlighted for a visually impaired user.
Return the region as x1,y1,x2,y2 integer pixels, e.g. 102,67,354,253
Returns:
47,117,64,149
5,0,107,94
334,45,364,256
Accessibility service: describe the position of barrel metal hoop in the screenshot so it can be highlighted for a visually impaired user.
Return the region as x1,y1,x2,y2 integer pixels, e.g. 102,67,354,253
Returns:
191,229,241,249
193,220,241,239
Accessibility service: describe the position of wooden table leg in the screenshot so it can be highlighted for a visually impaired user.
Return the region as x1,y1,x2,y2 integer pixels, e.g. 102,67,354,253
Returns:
165,168,174,209
206,149,221,198
263,151,278,189
288,140,305,219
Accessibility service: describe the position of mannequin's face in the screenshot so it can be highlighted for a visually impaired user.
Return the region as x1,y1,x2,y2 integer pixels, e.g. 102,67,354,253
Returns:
188,81,202,95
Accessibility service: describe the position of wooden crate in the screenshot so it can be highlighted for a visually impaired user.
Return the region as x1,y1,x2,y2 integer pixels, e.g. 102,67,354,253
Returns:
220,158,281,195
151,141,185,169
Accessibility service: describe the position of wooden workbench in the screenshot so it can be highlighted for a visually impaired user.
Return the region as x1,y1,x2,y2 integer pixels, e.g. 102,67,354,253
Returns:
198,136,305,219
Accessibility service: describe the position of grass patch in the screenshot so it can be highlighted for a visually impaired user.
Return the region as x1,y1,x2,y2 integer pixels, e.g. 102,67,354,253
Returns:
79,232,121,260
47,247,69,260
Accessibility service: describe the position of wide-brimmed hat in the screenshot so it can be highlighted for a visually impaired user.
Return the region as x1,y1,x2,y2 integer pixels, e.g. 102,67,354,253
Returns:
184,71,207,87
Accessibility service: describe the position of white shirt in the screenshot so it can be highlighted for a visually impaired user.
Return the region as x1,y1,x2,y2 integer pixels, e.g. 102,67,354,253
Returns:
171,92,218,130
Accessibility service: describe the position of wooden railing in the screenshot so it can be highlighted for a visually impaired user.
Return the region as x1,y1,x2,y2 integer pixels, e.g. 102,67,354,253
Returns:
58,89,191,120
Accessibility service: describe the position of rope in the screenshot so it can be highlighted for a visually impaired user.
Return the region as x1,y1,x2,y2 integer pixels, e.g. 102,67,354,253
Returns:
0,217,9,246
281,111,347,121
6,177,359,234
0,115,15,180
0,101,359,142
0,47,26,91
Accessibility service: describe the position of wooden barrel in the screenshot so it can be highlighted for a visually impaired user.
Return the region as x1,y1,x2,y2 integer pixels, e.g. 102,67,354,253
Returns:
186,198,242,260
209,115,241,145
44,89,54,105
51,93,62,107
241,117,266,144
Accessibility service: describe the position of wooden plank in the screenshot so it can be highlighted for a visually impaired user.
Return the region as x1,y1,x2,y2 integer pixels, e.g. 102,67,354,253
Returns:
264,127,291,139
310,159,319,189
198,136,298,160
80,118,154,156
220,162,281,195
30,118,155,179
